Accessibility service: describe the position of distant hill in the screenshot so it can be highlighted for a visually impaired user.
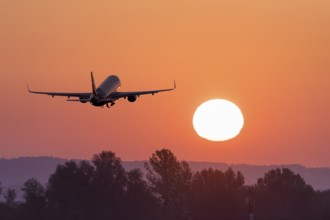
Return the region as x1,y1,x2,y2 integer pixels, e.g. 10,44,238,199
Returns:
187,162,330,191
0,157,329,200
0,157,67,186
124,161,330,190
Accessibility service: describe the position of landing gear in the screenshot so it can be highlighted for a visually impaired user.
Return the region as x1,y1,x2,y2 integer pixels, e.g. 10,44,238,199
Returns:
105,102,115,108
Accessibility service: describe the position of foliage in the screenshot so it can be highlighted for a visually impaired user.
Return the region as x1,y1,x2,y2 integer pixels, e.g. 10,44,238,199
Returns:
4,188,17,208
46,160,95,220
190,168,246,220
123,169,161,220
145,148,193,220
22,178,46,209
253,168,318,220
0,150,329,220
21,178,46,220
91,151,127,219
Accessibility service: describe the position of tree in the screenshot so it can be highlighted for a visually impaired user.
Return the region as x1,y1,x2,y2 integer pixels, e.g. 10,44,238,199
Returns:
0,188,21,220
317,190,330,220
46,160,95,220
257,168,308,192
254,168,316,220
4,188,17,208
92,151,127,220
22,178,46,219
190,168,246,220
123,169,161,220
145,149,192,220
22,178,46,209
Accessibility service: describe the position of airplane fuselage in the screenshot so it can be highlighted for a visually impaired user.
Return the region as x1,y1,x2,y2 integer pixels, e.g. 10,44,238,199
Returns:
91,75,121,106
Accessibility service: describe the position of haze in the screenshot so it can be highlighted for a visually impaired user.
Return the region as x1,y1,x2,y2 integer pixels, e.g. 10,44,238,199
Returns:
1,0,330,167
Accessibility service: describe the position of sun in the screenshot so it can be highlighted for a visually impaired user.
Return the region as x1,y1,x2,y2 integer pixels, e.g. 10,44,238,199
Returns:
193,99,244,141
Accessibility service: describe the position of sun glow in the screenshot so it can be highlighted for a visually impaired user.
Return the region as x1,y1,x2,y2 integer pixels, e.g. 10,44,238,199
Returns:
193,99,244,141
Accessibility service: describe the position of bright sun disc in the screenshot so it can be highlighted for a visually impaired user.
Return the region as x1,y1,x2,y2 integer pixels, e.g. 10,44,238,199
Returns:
193,99,244,141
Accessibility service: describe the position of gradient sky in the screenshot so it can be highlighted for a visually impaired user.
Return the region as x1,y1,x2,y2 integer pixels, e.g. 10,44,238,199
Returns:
1,0,330,167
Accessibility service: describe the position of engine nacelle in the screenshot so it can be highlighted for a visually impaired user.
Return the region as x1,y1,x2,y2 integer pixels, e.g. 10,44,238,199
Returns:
127,95,137,102
79,97,88,103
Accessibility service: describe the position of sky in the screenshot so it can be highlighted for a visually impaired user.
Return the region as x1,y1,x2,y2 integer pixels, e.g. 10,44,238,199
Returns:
1,0,330,167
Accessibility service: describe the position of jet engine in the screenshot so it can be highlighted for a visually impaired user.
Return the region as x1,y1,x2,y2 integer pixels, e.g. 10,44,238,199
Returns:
79,97,88,103
127,95,137,102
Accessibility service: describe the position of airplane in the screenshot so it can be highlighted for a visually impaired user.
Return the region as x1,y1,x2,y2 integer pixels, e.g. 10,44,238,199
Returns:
28,72,176,108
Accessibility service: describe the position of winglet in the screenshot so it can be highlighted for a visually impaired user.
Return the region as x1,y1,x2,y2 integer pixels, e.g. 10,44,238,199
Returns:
91,72,96,95
174,80,176,89
27,84,31,93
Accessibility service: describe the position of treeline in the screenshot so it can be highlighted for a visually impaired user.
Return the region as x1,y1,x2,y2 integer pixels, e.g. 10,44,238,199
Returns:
0,149,329,220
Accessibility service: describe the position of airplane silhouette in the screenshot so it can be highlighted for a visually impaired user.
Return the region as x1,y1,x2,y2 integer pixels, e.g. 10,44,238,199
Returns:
28,72,175,108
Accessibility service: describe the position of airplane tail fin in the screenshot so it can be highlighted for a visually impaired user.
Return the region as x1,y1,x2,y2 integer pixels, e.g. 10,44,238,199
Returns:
91,72,96,95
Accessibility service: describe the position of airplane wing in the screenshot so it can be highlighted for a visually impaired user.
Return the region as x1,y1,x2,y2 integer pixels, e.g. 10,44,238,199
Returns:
111,81,176,99
27,85,91,99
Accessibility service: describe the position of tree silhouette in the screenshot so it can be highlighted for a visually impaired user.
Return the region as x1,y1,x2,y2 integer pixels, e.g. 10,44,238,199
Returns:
22,178,46,209
2,150,330,220
123,169,161,220
190,168,246,220
316,190,330,219
254,168,316,220
21,178,46,219
0,188,20,220
4,188,17,208
145,148,192,220
92,151,127,220
46,160,94,220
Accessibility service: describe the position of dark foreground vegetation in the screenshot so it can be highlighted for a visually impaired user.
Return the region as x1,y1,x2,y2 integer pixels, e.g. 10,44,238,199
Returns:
0,149,329,220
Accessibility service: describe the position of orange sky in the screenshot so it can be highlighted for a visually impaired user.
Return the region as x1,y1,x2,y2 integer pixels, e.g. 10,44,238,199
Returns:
1,0,330,166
